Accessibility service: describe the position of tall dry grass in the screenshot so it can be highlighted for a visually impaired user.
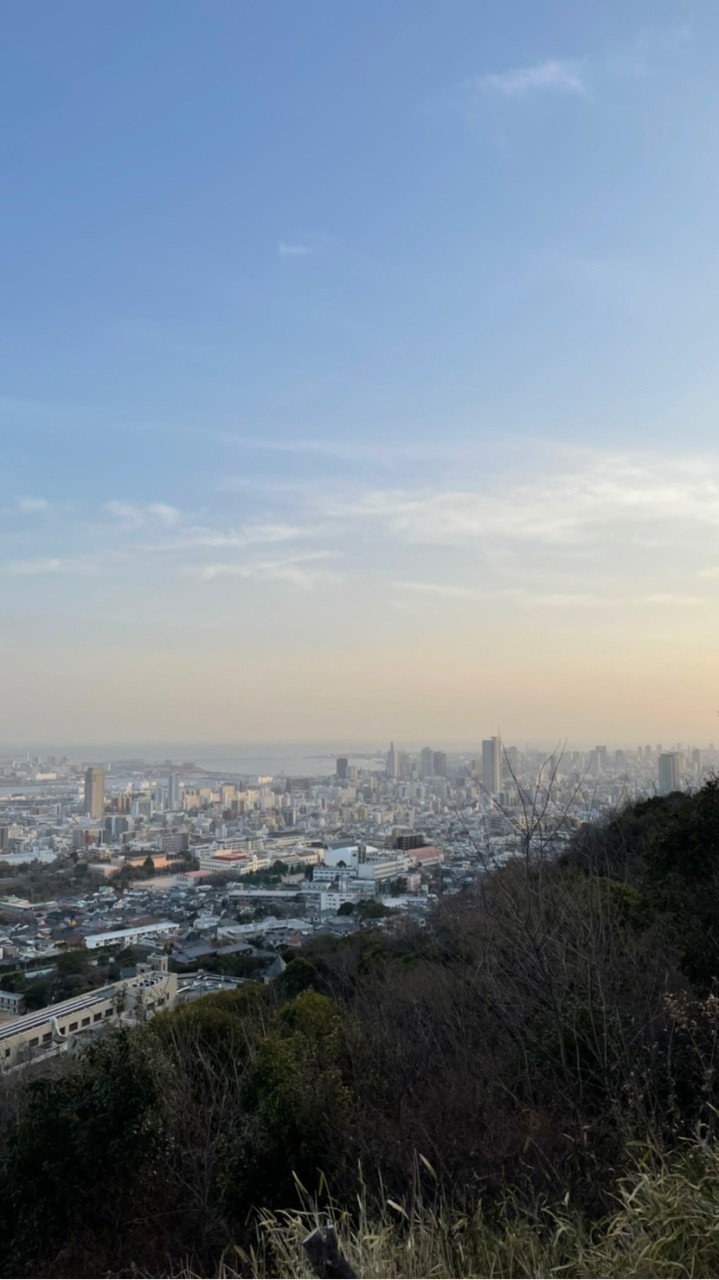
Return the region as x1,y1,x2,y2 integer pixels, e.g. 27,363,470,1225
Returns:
206,1135,719,1279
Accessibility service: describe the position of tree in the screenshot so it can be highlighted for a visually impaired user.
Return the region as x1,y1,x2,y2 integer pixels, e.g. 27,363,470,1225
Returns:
0,1030,162,1277
237,991,353,1209
384,877,406,896
55,947,90,977
23,977,53,1010
645,774,719,981
357,899,390,920
275,957,319,999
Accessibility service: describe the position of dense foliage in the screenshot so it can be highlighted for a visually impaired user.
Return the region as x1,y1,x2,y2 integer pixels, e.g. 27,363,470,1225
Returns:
1,778,719,1277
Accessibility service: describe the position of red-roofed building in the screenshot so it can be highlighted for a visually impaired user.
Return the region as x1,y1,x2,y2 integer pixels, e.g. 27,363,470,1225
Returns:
197,848,251,873
408,846,444,868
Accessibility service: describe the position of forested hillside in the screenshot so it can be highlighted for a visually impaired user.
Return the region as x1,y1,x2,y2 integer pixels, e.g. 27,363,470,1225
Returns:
2,779,719,1278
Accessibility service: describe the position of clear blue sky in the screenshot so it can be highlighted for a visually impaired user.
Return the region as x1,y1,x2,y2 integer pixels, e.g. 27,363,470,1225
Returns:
2,1,718,744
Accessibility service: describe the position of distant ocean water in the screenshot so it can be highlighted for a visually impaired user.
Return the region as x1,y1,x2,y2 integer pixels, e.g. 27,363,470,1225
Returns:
0,742,387,780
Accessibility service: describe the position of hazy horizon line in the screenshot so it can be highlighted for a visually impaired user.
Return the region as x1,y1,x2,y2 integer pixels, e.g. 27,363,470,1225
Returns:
1,737,711,753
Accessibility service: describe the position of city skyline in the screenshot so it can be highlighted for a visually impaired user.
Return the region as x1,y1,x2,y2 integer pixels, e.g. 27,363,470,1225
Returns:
2,737,715,788
2,1,719,742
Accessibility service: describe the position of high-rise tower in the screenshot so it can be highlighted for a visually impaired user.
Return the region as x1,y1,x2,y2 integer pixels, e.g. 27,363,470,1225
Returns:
482,737,501,795
385,742,399,779
83,766,105,819
432,751,448,778
420,748,434,778
658,752,683,796
167,772,181,810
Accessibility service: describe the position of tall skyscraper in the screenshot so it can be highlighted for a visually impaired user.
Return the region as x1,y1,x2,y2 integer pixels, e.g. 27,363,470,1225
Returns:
83,766,105,819
432,750,447,778
482,737,501,795
168,772,181,810
336,756,349,781
420,747,434,778
386,742,399,779
658,752,683,796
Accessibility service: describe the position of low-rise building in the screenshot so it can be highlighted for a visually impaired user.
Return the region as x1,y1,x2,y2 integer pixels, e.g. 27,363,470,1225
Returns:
0,989,25,1017
0,965,177,1071
408,846,444,869
83,920,178,950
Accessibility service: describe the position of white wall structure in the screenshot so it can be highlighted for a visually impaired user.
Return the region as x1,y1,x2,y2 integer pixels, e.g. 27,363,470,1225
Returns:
0,967,177,1072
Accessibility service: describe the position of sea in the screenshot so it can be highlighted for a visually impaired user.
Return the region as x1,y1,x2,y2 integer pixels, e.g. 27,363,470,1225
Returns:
0,742,388,782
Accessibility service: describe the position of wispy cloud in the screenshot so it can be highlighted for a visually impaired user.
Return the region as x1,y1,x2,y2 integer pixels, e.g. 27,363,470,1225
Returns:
397,584,619,610
104,501,147,529
131,421,482,468
1,557,96,576
527,592,705,610
140,522,308,554
219,476,318,498
607,24,692,80
398,581,482,600
183,551,341,589
397,581,522,601
209,433,466,465
527,591,706,610
6,448,717,617
146,503,180,525
15,497,51,514
323,452,719,549
396,584,710,611
641,592,704,606
459,26,689,117
472,59,586,98
527,592,613,609
278,242,311,257
105,500,181,529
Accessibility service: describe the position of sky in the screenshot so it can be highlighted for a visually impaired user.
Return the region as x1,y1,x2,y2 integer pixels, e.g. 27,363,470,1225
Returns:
1,0,719,746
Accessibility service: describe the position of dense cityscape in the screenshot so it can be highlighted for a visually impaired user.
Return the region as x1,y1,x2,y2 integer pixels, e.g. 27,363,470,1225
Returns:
0,737,714,1071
